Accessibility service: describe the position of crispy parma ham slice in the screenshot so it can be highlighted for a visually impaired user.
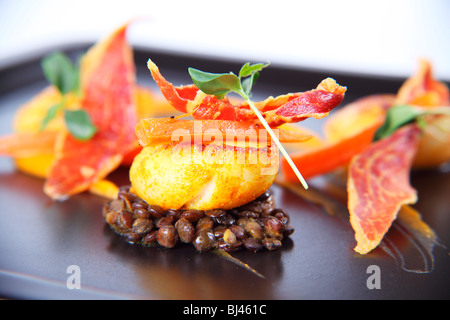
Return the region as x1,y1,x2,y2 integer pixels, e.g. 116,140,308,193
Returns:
44,25,137,199
347,124,421,254
147,60,346,127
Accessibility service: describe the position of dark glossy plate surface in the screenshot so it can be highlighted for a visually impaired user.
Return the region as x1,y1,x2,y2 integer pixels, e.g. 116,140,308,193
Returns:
0,46,449,300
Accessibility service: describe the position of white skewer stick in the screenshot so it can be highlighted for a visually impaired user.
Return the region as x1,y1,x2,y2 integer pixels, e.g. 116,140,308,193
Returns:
245,98,309,190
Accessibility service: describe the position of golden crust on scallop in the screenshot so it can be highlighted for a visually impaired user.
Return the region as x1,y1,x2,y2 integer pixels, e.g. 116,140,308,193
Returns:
129,142,279,210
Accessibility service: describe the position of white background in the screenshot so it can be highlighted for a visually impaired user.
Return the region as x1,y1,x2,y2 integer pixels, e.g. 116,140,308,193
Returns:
0,0,449,80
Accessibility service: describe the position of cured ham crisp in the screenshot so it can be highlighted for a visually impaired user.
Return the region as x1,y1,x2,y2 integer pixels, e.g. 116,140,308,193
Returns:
44,25,138,199
147,60,346,127
347,124,421,254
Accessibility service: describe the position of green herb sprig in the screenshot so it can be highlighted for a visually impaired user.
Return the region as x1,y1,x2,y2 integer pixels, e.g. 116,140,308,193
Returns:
40,51,97,141
188,62,309,189
374,104,450,141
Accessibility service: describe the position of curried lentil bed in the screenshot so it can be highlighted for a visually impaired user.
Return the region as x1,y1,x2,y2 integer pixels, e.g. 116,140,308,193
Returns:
103,186,294,252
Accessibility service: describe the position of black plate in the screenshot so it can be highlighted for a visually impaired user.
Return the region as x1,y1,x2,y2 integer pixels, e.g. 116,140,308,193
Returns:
0,45,449,300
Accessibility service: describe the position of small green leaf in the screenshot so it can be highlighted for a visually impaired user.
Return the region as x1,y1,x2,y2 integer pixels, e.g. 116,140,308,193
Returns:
374,105,424,141
240,62,268,97
40,100,65,131
41,52,77,94
416,116,427,131
188,68,241,98
241,71,260,97
188,62,270,100
239,62,269,78
64,110,97,141
72,55,82,97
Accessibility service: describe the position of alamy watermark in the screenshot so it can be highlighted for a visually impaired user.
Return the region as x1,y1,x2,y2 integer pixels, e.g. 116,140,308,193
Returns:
66,265,81,290
366,265,381,290
64,265,380,292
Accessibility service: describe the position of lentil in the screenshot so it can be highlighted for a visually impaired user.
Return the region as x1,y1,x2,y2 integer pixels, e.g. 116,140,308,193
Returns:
204,209,226,218
264,216,284,238
243,238,263,252
103,186,294,253
175,218,195,243
262,237,282,251
142,230,158,245
133,208,150,219
180,209,204,223
132,218,153,236
118,211,133,230
223,229,237,245
245,220,264,240
157,225,178,248
193,230,216,252
229,225,245,240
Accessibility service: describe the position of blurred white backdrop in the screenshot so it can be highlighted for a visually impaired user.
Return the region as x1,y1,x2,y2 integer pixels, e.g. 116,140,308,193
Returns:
0,0,449,80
